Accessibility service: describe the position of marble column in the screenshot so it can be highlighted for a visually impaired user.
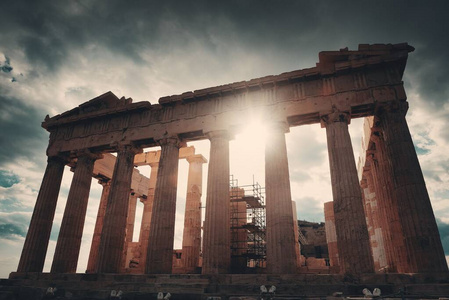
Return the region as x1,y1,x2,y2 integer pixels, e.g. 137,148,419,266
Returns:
181,154,207,273
86,178,110,273
265,122,297,274
138,162,158,272
51,151,99,273
378,102,448,273
97,144,141,273
324,201,339,268
122,191,139,269
17,156,66,273
360,175,378,270
369,130,407,272
202,131,231,274
146,137,182,274
363,165,387,270
292,201,302,268
322,112,373,274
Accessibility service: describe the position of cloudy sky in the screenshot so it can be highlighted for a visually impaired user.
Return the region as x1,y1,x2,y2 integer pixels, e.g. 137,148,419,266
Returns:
1,0,449,277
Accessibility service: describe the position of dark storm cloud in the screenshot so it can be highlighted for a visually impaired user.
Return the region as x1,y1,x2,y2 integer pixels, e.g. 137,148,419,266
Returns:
0,95,48,168
0,224,27,239
0,170,20,188
2,0,448,80
0,56,13,73
0,213,30,240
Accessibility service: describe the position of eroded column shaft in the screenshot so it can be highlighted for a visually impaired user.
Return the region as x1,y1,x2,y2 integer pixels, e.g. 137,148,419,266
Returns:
379,104,447,273
368,148,403,272
97,145,139,273
122,192,139,269
324,201,339,267
17,157,65,273
86,179,110,273
202,131,231,274
324,113,373,274
138,162,158,271
364,167,387,270
361,177,378,270
292,201,302,268
265,124,297,274
181,155,206,273
51,153,97,273
146,138,180,274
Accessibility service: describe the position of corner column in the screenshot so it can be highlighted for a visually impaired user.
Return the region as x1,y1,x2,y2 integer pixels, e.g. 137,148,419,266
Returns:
138,162,158,272
97,144,141,273
51,151,100,273
265,122,298,274
86,178,110,273
202,130,231,274
378,102,448,273
322,112,373,274
145,137,182,274
17,156,66,273
181,154,207,273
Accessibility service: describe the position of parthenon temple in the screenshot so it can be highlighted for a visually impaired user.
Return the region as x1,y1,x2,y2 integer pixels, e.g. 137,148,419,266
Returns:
12,43,448,286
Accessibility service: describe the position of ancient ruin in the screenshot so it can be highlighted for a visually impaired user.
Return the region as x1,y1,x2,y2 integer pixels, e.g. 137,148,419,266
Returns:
6,43,449,299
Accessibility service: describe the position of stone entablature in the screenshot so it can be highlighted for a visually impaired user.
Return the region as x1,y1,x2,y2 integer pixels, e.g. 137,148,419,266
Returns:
42,44,412,157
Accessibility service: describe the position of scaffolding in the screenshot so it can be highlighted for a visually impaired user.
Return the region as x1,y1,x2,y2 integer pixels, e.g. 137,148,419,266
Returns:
229,175,266,273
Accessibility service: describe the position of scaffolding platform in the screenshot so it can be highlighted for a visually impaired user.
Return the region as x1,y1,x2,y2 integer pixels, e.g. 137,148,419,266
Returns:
230,175,266,272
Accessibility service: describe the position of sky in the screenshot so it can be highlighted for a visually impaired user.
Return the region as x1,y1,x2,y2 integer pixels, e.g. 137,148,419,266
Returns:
1,0,449,278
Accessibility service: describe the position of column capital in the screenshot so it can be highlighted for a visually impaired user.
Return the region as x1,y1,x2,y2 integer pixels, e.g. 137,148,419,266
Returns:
205,130,231,140
97,177,111,187
156,136,185,148
111,142,142,155
320,111,350,127
186,154,207,164
71,149,104,161
266,121,290,133
139,194,148,204
47,154,70,165
377,101,408,118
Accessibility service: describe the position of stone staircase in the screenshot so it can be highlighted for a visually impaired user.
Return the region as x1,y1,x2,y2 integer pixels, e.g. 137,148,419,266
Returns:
1,273,449,300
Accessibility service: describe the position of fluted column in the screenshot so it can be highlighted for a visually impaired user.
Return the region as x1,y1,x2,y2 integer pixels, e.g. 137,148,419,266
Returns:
366,144,403,272
363,166,387,270
181,154,207,273
122,191,139,269
51,151,100,273
97,144,141,273
322,112,373,274
265,122,297,274
146,137,182,274
86,178,110,273
292,201,302,269
138,162,158,272
126,192,139,244
324,201,339,268
378,102,447,273
202,131,231,274
360,175,378,270
17,156,66,273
